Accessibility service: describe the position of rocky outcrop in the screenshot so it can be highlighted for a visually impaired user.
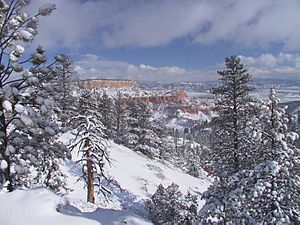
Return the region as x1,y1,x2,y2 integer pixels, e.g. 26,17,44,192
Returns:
135,90,188,103
80,79,139,89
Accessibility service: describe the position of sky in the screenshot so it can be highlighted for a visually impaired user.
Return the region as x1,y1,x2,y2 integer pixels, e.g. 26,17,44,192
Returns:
27,0,300,82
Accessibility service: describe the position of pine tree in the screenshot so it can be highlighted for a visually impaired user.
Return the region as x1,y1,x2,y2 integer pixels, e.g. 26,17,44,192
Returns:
69,91,111,203
182,192,199,225
52,54,75,126
200,56,257,223
113,91,127,144
173,128,181,155
0,1,69,192
234,89,300,224
211,55,256,173
146,183,199,225
98,92,115,139
124,98,139,148
125,99,160,157
134,102,160,158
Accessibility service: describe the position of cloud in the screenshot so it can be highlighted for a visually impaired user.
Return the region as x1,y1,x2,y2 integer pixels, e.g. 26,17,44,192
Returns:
73,54,215,81
73,53,300,82
239,53,300,79
73,52,300,81
139,64,186,75
27,0,300,51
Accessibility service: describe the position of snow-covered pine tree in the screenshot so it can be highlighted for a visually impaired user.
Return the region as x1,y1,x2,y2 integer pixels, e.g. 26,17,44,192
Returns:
200,56,257,223
124,97,139,148
134,102,160,158
182,192,199,225
211,55,256,173
98,92,115,139
125,98,160,157
185,143,201,178
146,183,199,225
0,1,69,192
235,88,300,224
69,90,111,203
146,184,170,224
152,121,170,160
113,91,127,144
51,54,75,126
173,128,181,155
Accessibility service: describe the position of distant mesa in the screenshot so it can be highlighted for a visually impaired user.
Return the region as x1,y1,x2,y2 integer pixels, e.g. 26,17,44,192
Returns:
79,79,139,89
136,90,188,104
133,90,200,114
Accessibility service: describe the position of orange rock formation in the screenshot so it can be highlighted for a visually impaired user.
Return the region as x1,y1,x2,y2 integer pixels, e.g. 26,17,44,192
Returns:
80,79,139,89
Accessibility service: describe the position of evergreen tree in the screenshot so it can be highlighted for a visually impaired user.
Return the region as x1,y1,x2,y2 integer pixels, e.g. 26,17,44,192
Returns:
126,99,160,157
0,1,68,192
173,128,181,155
124,98,139,148
146,183,198,225
113,91,127,144
200,56,257,223
182,192,199,225
52,54,75,126
234,89,300,224
69,91,111,203
98,92,115,139
211,55,256,173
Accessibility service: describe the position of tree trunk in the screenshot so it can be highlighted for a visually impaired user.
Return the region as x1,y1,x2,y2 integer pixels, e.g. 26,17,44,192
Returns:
85,139,94,203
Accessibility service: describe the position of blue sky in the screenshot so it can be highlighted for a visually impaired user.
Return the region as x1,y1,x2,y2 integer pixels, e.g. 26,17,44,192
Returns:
28,0,300,81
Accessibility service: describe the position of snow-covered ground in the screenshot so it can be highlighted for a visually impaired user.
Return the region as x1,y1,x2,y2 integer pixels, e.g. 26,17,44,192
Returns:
62,137,211,215
252,88,300,103
0,133,210,225
187,88,300,103
0,188,151,225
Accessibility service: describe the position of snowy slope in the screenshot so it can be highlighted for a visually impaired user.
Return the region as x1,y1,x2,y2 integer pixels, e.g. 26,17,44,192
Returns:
107,142,210,198
0,133,210,225
60,135,211,217
0,188,151,225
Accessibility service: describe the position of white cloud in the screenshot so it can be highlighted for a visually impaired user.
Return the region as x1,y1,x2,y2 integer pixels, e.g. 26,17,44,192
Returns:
73,53,300,81
239,53,300,79
139,64,186,75
27,0,300,51
73,54,215,81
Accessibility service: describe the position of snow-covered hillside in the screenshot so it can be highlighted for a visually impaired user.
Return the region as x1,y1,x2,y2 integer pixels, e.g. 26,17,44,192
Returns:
0,188,151,225
62,137,211,215
0,136,210,225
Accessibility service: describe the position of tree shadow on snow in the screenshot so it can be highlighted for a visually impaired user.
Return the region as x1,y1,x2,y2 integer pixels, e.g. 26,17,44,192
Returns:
58,204,151,225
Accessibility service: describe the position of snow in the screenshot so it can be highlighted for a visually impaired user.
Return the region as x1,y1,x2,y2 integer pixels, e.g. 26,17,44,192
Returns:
0,189,97,225
20,30,33,41
2,100,12,112
106,142,210,198
15,45,25,55
9,18,19,27
0,188,152,225
15,104,25,113
0,160,8,170
39,3,56,16
58,131,210,215
0,132,210,224
11,61,23,72
9,52,18,61
5,145,16,155
20,114,34,126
